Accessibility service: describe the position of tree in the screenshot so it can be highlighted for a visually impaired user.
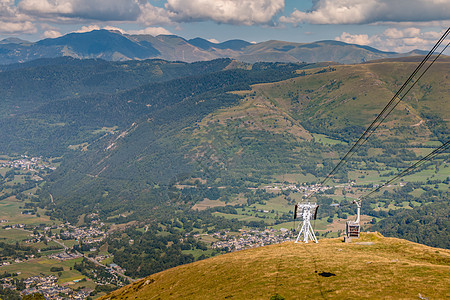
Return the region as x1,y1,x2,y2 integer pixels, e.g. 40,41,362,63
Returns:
23,293,46,300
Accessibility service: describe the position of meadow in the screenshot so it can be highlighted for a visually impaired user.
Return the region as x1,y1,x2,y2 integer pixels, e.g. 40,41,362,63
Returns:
102,233,450,299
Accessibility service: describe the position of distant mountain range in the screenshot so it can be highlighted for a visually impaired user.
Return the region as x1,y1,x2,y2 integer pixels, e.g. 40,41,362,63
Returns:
0,29,428,65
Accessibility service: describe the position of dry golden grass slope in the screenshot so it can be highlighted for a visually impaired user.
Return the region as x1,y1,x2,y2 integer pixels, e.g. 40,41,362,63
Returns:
102,233,450,299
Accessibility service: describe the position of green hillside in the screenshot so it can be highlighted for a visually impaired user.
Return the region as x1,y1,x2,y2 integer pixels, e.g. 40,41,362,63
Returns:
2,57,446,218
236,40,404,64
170,58,448,200
101,233,450,299
0,56,448,258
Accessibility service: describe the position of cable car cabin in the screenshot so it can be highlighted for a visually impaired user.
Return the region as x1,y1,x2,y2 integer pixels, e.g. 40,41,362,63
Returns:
345,200,361,242
346,221,360,239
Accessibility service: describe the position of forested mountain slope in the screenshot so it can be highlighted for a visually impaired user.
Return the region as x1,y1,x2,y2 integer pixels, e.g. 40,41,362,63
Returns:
0,56,448,249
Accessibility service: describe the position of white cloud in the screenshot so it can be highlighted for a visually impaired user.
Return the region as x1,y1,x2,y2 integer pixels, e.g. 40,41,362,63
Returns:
16,0,175,25
0,0,37,34
137,2,174,25
19,0,141,21
73,25,126,34
281,0,450,25
165,0,284,25
336,32,373,45
8,0,285,33
0,20,36,34
207,38,219,43
1,0,19,18
127,27,173,36
71,25,172,36
335,28,448,52
383,27,421,39
18,0,73,15
43,29,62,38
1,0,31,22
73,25,101,33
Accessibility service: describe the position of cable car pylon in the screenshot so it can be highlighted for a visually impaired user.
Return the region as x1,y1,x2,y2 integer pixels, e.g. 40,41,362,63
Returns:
294,201,319,243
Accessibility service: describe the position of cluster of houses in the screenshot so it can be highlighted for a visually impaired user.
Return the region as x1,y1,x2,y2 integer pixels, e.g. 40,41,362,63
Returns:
2,223,25,229
210,228,293,251
0,221,107,272
0,156,55,171
21,275,68,299
1,275,93,299
2,222,106,245
264,182,334,193
60,223,107,244
48,252,82,261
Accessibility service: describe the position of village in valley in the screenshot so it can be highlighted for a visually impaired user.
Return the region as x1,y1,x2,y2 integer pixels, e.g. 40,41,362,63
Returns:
1,214,296,299
0,155,312,299
0,155,127,299
209,228,293,251
1,151,446,299
0,217,127,299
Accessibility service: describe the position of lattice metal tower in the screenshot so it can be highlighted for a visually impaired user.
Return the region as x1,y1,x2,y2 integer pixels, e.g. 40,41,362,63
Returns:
294,202,319,243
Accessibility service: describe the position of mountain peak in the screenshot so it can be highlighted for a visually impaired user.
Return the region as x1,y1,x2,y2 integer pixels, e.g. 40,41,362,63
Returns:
0,37,31,45
188,37,251,51
35,29,159,59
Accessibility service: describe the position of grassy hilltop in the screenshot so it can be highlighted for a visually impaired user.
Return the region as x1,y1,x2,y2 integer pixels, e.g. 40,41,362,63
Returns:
101,233,450,299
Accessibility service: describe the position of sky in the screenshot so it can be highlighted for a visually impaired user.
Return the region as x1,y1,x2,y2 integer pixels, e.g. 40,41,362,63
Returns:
0,0,449,53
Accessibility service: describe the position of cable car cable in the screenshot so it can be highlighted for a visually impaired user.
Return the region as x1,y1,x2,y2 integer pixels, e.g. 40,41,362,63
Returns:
360,140,450,201
303,27,449,201
319,28,449,189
